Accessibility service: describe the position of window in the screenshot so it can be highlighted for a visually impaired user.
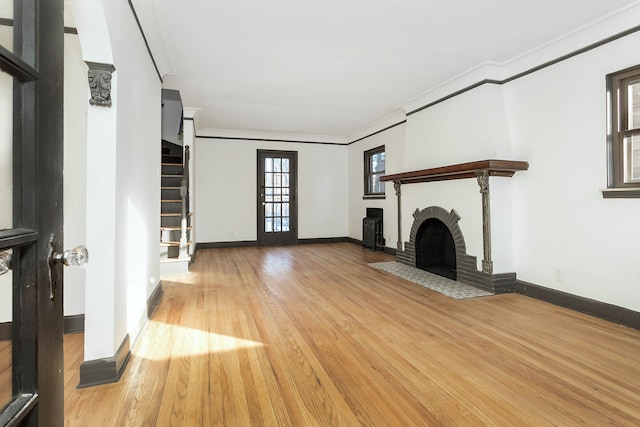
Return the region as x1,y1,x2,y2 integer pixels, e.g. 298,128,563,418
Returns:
364,145,385,197
605,65,640,197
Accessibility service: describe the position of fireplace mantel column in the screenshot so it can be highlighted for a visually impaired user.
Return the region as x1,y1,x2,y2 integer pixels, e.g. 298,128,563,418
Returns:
394,181,402,251
476,170,493,273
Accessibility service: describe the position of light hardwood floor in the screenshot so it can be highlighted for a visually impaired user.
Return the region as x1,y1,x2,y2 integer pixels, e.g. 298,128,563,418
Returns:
62,243,640,426
0,340,10,408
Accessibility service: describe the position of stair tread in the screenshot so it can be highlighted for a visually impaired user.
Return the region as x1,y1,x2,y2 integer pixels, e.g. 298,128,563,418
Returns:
161,199,182,203
161,226,192,230
161,162,183,166
161,213,182,217
160,256,191,264
160,241,193,247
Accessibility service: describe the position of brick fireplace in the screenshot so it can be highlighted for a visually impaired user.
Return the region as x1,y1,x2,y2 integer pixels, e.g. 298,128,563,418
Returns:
381,160,529,294
397,205,516,293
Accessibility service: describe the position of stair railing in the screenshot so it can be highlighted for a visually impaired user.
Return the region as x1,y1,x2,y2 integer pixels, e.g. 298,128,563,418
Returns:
179,145,190,257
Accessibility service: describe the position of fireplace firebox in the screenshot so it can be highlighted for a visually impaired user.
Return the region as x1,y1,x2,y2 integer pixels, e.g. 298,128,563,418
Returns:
415,218,457,280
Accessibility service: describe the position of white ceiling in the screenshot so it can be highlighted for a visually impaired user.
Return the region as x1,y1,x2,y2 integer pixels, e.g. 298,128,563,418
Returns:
136,0,639,140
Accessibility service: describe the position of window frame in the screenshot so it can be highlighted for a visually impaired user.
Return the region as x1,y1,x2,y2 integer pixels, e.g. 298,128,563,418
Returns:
363,145,385,199
604,64,640,198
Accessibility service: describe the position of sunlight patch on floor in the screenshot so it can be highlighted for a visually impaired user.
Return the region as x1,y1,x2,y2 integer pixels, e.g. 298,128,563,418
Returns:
133,320,264,360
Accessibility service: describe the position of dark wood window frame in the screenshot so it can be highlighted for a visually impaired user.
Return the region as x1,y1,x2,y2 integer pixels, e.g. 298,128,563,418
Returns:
604,64,640,198
364,145,385,199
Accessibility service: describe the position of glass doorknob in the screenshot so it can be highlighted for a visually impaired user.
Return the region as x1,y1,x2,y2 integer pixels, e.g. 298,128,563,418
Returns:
0,249,12,275
51,245,89,268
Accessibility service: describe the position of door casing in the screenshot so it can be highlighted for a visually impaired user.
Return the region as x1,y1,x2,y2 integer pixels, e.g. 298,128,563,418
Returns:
257,150,298,246
0,0,65,425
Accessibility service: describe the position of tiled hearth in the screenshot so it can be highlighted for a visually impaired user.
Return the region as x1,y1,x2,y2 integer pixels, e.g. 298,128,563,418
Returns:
370,261,493,299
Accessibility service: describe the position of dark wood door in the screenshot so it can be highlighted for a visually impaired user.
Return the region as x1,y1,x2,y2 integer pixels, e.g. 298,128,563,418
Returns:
0,0,65,425
257,150,298,246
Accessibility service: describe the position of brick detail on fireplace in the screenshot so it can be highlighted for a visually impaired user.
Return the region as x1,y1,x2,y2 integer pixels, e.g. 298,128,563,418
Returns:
396,206,516,294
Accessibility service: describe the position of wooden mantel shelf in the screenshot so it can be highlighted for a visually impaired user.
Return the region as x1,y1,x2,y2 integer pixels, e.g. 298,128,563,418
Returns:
380,159,529,185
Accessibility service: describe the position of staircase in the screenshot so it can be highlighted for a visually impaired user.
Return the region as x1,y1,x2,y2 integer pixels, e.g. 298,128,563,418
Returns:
160,142,191,275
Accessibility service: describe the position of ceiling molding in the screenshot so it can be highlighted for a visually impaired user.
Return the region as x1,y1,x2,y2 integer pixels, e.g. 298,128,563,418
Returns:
399,1,640,115
185,13,640,147
346,110,407,144
154,1,640,145
196,128,348,145
348,120,407,146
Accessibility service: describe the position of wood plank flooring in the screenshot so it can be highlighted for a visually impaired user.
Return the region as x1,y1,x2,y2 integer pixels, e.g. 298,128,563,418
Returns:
0,340,10,408
59,243,640,425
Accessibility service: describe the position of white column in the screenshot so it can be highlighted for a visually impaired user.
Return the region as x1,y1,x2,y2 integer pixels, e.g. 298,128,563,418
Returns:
84,76,119,360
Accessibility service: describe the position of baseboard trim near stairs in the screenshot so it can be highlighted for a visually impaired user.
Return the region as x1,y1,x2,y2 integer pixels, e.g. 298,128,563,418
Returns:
195,237,354,250
78,334,131,388
196,240,259,249
147,281,163,318
298,237,350,245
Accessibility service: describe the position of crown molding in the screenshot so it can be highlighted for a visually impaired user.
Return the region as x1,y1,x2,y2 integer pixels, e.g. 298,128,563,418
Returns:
181,1,640,145
398,63,502,114
195,128,348,145
346,110,407,144
398,1,640,115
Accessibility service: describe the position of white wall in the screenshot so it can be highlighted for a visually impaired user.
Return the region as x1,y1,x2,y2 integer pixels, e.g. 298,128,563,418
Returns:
194,138,348,243
346,16,640,312
347,123,405,248
63,26,89,317
377,84,515,273
107,0,162,351
504,30,640,311
403,85,512,170
347,113,513,274
72,0,161,360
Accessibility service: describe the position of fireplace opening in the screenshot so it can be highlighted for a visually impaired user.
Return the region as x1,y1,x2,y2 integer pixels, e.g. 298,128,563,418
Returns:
415,218,457,280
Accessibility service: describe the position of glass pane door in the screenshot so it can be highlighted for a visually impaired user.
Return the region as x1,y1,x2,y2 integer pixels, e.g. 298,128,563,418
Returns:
0,66,13,412
258,150,297,245
264,156,290,233
1,0,66,423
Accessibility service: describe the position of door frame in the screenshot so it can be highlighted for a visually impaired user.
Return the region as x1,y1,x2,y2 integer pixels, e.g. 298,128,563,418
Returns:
257,150,298,246
0,0,65,425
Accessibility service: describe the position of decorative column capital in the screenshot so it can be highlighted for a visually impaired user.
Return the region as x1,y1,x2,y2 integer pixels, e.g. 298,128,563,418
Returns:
393,181,401,196
476,170,489,194
86,61,116,107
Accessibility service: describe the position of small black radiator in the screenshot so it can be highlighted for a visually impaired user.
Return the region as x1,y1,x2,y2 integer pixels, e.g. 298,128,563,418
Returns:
363,208,384,251
362,217,382,251
362,209,385,252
